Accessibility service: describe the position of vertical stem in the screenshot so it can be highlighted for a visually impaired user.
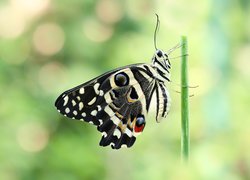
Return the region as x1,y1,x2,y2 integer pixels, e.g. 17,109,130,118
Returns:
181,36,189,162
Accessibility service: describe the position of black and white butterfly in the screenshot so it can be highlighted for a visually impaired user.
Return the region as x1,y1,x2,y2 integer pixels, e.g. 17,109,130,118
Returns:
55,15,175,149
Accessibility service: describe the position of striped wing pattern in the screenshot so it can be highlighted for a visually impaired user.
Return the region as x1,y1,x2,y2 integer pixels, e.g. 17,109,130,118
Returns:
55,63,170,149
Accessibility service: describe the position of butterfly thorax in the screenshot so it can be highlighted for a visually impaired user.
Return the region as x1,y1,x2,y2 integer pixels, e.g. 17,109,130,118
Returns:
151,49,171,82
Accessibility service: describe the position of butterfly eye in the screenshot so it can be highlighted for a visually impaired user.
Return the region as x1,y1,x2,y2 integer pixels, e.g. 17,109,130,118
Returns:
114,72,129,87
134,115,145,133
157,50,163,57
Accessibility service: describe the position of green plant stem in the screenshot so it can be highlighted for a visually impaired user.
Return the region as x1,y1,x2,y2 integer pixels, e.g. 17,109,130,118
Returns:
181,36,189,162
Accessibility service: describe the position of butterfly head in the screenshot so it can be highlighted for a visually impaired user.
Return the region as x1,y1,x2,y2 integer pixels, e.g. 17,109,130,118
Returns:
152,49,171,81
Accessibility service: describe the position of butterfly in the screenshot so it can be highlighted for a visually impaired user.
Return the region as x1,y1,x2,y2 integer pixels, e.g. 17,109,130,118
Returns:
55,15,175,149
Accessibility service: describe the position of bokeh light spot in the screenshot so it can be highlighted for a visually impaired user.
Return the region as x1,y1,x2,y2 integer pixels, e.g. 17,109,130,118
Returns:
11,0,50,17
236,44,250,78
17,122,49,153
33,23,65,56
0,0,50,39
38,62,67,93
0,5,26,38
96,0,123,24
83,19,113,42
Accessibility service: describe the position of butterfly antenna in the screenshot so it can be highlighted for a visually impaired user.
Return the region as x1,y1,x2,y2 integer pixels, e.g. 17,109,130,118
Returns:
154,14,160,50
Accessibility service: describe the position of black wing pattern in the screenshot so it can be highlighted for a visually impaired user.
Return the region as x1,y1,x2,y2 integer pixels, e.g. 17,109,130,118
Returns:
55,64,170,149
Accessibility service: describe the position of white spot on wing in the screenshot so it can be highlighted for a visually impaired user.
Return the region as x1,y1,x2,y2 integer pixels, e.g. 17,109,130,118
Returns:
94,83,100,94
113,129,121,138
99,119,103,125
89,121,93,124
77,96,81,100
97,105,101,111
81,112,86,117
73,110,77,115
63,96,69,106
79,88,84,94
104,93,112,104
121,144,128,148
79,102,84,111
102,132,107,137
72,100,76,106
65,107,70,114
91,110,97,116
99,90,104,96
88,97,96,105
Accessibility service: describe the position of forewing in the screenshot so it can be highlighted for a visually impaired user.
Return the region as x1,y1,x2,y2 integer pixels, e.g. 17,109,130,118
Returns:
55,69,119,125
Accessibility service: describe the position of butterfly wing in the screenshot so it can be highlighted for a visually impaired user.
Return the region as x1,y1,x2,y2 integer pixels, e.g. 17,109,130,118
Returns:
55,68,118,124
55,64,159,149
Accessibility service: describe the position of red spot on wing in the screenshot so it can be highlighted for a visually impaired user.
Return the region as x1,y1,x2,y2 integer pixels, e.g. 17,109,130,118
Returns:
134,124,145,133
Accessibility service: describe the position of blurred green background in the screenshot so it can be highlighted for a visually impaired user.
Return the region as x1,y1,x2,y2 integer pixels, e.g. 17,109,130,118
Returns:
0,0,250,179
